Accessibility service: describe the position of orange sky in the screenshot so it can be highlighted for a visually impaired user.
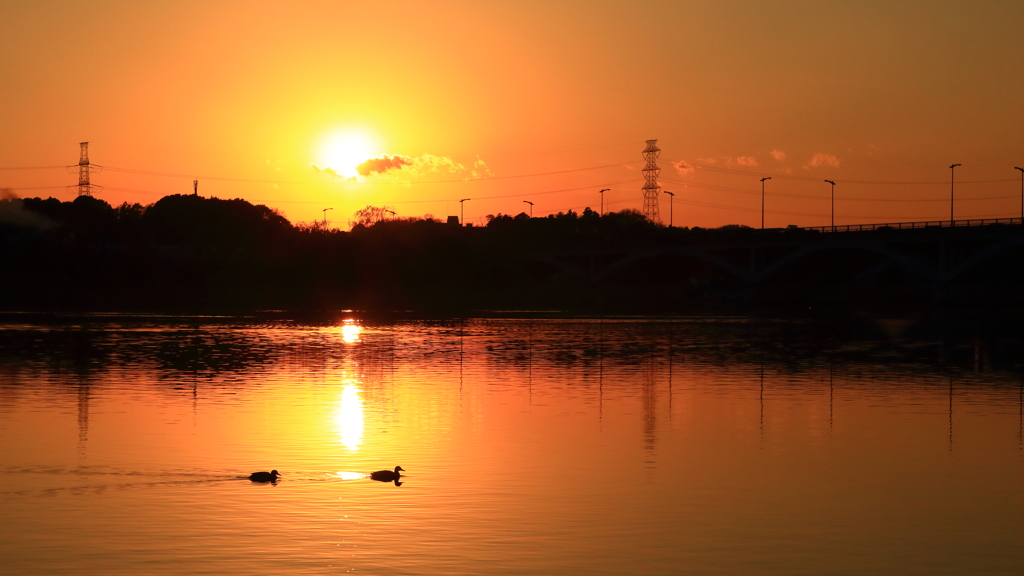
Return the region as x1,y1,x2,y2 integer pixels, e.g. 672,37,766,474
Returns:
1,0,1021,228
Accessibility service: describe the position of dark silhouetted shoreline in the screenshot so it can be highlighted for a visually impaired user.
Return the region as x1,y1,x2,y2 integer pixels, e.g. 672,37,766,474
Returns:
2,194,1022,317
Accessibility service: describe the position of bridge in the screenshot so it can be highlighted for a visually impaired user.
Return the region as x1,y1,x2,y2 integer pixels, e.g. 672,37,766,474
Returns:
532,218,1024,288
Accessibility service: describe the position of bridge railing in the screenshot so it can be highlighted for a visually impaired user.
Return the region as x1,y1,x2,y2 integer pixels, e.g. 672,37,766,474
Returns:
805,217,1023,233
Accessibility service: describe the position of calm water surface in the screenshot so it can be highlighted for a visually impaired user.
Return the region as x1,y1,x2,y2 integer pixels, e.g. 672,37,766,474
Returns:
0,317,1021,575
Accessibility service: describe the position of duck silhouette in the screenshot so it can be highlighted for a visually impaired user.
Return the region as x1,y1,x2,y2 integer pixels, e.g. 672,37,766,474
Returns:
248,470,280,483
370,466,404,484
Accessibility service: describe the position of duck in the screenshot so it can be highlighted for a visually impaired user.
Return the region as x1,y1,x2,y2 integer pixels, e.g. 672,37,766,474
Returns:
248,470,281,482
369,466,404,482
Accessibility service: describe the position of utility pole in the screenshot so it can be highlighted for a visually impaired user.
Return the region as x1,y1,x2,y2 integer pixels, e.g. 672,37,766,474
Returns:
523,200,534,218
193,179,198,196
599,188,609,216
760,177,771,230
385,209,396,221
1015,167,1023,221
825,180,836,232
949,164,960,225
663,191,674,227
459,198,470,226
322,207,333,226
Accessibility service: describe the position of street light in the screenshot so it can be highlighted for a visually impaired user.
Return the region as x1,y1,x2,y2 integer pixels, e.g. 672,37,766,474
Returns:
599,189,610,216
760,177,771,230
949,163,960,225
663,191,675,227
459,198,470,226
824,180,836,232
385,209,396,221
523,200,534,218
1015,167,1023,221
322,207,333,226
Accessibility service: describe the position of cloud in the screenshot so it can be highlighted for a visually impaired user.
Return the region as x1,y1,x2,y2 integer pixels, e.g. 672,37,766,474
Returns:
804,153,841,169
672,160,694,176
735,156,758,167
317,154,494,182
770,150,786,161
367,154,493,181
696,157,716,164
311,164,341,179
357,154,414,176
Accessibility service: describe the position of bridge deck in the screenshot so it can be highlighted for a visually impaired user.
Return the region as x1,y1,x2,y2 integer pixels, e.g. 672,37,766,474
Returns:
805,217,1022,233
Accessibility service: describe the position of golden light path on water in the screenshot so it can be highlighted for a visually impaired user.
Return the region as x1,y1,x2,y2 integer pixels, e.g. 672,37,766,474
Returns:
340,320,362,344
334,381,365,451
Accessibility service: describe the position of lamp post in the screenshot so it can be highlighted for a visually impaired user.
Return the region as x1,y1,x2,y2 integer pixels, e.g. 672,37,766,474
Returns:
599,189,609,216
824,180,836,232
1015,167,1023,221
322,207,333,226
663,191,675,227
949,163,960,225
459,198,470,226
523,200,534,218
760,177,771,230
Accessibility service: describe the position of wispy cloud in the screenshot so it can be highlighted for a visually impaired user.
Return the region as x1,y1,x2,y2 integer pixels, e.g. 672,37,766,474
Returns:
770,150,786,161
356,154,413,176
314,154,493,181
367,154,493,181
672,160,694,176
735,156,758,167
804,153,841,169
311,165,341,179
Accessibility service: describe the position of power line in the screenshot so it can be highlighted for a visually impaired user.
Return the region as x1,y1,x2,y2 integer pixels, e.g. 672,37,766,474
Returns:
660,177,1019,202
101,179,637,205
99,161,630,186
681,163,1017,185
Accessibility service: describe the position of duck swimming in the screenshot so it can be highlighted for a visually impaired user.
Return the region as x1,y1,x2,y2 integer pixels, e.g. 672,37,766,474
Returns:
370,466,404,482
248,470,281,482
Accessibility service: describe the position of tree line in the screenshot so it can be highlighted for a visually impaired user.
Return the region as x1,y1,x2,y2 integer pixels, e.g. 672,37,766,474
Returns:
1,193,747,313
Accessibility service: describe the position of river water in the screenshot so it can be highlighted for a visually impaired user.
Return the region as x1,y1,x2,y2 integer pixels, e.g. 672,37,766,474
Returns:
0,316,1021,575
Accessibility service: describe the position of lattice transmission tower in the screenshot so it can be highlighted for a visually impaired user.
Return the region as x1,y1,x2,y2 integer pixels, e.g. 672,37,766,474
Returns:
68,142,102,196
641,139,661,222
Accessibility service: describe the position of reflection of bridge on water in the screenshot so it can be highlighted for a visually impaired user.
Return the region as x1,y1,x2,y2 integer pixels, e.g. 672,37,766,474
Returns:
531,218,1024,287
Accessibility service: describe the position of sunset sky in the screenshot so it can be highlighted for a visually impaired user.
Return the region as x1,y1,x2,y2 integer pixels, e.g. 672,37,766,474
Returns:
2,0,1021,228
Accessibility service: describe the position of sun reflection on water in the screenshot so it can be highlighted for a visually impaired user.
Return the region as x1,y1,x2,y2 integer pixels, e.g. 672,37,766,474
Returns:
335,382,364,451
341,321,362,343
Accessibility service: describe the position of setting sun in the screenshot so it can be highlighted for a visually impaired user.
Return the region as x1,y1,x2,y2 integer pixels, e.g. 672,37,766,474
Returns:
314,129,383,179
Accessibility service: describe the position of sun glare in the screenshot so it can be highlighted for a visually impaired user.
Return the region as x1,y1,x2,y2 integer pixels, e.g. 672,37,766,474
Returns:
335,382,365,451
315,129,382,178
341,322,362,344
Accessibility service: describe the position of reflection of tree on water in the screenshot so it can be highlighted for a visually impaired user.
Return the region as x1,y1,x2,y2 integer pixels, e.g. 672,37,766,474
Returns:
77,377,90,460
666,323,673,427
642,330,657,470
949,376,954,456
607,323,663,467
152,328,276,375
598,317,603,426
760,358,765,442
829,360,834,440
